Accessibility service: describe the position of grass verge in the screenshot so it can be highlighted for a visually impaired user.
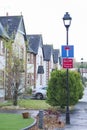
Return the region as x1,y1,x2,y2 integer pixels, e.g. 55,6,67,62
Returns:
0,113,34,130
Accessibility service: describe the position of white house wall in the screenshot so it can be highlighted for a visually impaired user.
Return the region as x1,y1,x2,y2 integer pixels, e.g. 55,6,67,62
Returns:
36,47,44,88
43,57,53,87
13,32,26,90
0,89,5,99
14,32,26,66
43,61,47,86
0,40,6,100
0,56,5,70
27,64,34,73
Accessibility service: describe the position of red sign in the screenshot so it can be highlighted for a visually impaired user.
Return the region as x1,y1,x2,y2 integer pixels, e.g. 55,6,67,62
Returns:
63,58,73,68
65,46,70,50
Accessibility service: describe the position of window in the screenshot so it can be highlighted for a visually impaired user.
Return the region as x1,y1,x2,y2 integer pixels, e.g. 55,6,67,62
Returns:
0,40,5,55
27,53,34,64
0,71,4,88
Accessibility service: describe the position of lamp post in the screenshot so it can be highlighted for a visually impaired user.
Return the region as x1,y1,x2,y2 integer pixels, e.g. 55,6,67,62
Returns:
63,12,72,124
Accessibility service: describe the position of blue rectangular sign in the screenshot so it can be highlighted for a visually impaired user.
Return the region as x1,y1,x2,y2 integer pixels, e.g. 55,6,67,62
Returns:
61,45,74,58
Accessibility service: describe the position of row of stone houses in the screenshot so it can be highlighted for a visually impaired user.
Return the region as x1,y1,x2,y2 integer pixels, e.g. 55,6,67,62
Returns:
26,35,61,89
0,14,61,101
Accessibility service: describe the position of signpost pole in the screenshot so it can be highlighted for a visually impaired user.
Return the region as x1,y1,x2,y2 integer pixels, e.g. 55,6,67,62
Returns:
63,12,72,124
66,27,70,124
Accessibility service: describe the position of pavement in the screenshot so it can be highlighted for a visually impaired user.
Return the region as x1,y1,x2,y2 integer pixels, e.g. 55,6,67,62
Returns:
0,87,87,130
63,87,87,130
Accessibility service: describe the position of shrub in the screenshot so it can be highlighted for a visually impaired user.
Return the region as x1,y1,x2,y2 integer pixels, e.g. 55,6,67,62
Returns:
46,69,84,107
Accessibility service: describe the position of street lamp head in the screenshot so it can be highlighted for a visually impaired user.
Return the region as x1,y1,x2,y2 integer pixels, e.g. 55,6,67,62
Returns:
63,12,72,28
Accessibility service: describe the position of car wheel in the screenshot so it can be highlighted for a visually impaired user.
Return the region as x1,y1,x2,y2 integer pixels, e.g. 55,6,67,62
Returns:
36,93,43,100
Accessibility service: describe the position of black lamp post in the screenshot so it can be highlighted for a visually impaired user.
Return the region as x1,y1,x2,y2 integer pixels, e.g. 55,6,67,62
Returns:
63,12,72,124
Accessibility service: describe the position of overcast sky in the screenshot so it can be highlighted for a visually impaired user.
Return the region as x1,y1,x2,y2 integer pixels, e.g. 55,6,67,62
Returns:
0,0,87,62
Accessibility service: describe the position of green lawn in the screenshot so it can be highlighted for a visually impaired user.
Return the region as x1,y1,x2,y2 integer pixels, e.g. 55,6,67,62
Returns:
0,113,34,130
18,99,51,109
0,99,51,110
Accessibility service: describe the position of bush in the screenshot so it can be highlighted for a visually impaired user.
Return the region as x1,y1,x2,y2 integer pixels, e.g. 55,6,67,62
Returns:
46,69,84,107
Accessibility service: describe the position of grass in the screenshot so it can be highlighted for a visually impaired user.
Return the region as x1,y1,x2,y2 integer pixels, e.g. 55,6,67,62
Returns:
0,99,70,112
0,99,63,129
0,113,34,130
0,101,12,107
0,100,51,130
0,99,51,110
18,99,51,109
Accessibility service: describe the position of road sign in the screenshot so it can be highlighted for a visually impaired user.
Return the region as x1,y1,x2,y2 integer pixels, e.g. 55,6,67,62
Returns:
63,58,73,68
61,45,74,58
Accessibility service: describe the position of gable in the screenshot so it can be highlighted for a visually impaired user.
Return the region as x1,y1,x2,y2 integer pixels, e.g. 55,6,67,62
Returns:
27,34,43,54
0,15,26,40
53,49,59,63
18,17,27,41
43,44,53,61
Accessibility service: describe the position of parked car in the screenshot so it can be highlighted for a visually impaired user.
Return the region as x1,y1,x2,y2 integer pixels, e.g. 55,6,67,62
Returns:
32,86,47,99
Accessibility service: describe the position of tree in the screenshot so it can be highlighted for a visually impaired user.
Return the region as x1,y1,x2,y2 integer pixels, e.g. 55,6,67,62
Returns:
4,39,13,99
11,57,21,105
4,39,25,105
46,69,84,107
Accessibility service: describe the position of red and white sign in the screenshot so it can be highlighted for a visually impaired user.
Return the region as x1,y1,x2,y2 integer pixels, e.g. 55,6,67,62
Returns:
63,58,73,68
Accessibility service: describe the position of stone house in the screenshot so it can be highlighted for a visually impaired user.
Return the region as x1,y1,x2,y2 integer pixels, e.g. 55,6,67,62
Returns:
0,14,61,98
0,22,9,101
27,37,61,89
42,45,61,87
27,34,44,89
42,44,53,86
0,15,27,99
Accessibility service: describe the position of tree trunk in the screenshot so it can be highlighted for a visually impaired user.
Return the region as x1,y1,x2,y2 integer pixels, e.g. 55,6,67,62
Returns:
13,82,19,106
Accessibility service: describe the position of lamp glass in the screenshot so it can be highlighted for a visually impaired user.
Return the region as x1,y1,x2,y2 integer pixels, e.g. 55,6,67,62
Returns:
63,20,71,26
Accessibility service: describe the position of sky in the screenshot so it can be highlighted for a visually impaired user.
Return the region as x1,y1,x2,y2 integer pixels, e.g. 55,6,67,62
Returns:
0,0,87,62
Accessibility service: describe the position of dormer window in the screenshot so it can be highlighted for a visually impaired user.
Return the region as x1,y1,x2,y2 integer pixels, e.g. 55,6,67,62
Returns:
37,65,44,74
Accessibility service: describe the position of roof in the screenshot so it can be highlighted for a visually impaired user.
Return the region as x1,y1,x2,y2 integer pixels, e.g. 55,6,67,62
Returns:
27,34,43,54
0,15,27,40
43,44,53,61
0,22,9,39
53,49,59,63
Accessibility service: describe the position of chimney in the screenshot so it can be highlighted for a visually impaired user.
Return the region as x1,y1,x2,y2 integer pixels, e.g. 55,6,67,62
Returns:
6,12,8,16
20,12,22,16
